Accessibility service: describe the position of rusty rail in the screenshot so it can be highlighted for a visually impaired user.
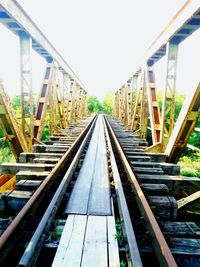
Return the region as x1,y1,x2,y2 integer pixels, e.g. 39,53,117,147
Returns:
105,116,177,267
0,116,96,263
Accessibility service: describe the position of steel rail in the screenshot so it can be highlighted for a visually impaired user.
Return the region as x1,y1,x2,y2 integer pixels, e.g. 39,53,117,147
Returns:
103,116,143,267
17,117,97,267
105,116,177,267
0,116,96,263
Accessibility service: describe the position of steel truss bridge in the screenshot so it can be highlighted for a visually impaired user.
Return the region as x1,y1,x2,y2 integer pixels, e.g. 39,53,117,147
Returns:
0,1,199,267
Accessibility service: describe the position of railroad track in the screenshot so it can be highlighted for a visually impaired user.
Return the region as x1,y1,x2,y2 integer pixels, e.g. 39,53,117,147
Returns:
0,115,199,267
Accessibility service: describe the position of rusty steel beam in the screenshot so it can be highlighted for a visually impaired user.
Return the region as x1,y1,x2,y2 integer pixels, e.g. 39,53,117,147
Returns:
34,63,53,142
0,80,28,159
146,65,161,144
166,81,200,163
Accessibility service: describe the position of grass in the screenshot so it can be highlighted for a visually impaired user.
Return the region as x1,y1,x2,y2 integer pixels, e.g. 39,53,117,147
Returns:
177,151,200,177
0,147,15,163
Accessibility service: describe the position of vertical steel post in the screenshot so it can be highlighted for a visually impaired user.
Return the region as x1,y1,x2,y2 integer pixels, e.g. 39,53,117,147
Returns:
140,70,148,139
161,42,179,150
19,31,33,150
63,72,69,127
49,65,57,135
67,79,74,125
146,65,161,144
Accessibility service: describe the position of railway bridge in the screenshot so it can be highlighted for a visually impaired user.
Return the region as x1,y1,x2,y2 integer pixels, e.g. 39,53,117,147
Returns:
0,1,199,266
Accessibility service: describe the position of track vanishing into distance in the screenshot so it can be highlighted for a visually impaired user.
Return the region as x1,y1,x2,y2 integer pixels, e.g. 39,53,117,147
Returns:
0,115,199,267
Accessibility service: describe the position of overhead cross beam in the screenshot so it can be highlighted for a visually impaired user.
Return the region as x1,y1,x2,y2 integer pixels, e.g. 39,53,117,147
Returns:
0,0,86,90
114,0,200,161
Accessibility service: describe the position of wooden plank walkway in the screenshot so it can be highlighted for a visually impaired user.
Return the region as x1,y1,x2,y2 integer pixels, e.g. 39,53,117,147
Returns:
52,215,120,267
66,115,111,216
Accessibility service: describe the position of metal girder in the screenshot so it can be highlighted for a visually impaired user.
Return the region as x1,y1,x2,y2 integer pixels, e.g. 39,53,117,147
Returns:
165,82,200,163
146,0,200,66
118,88,123,122
114,92,119,119
34,63,52,142
0,0,86,90
63,73,70,126
67,80,75,125
49,69,58,135
161,42,179,151
131,72,144,132
19,31,33,151
126,81,132,127
140,71,148,139
146,65,161,144
0,80,28,159
56,83,67,129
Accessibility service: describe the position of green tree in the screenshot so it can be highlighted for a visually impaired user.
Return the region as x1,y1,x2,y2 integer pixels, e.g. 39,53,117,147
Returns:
87,92,114,114
87,96,104,113
103,91,114,114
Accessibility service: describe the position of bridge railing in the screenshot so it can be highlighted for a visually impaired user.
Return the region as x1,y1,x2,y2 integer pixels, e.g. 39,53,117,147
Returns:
0,0,88,159
113,0,200,163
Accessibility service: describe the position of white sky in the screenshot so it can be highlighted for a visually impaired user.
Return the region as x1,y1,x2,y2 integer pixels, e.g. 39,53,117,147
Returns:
0,0,200,100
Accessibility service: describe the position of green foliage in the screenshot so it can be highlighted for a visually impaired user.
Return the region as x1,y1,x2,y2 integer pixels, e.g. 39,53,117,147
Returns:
0,147,15,163
177,151,200,177
188,118,200,149
102,91,114,114
41,114,50,141
87,92,114,114
157,91,185,123
120,260,126,267
114,218,123,241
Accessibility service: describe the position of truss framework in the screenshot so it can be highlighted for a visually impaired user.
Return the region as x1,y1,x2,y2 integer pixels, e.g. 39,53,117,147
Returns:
114,1,200,162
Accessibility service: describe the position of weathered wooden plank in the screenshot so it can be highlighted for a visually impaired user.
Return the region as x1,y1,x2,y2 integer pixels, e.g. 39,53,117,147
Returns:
133,167,164,175
66,116,111,215
19,152,62,163
148,196,177,219
0,163,54,174
130,161,160,168
136,174,200,191
161,221,200,237
169,237,200,255
16,180,42,191
32,145,68,153
2,190,32,212
81,216,108,267
107,216,120,267
88,116,111,215
52,215,87,267
33,158,59,164
160,163,180,175
127,155,151,162
66,118,100,214
44,141,73,145
16,171,49,181
141,183,169,195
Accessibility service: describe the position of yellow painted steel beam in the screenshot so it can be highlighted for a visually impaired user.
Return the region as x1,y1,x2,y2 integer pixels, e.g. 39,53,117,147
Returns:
160,42,179,151
166,82,200,163
34,63,52,142
131,72,143,132
0,80,28,159
146,65,161,144
140,70,148,139
19,32,33,150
